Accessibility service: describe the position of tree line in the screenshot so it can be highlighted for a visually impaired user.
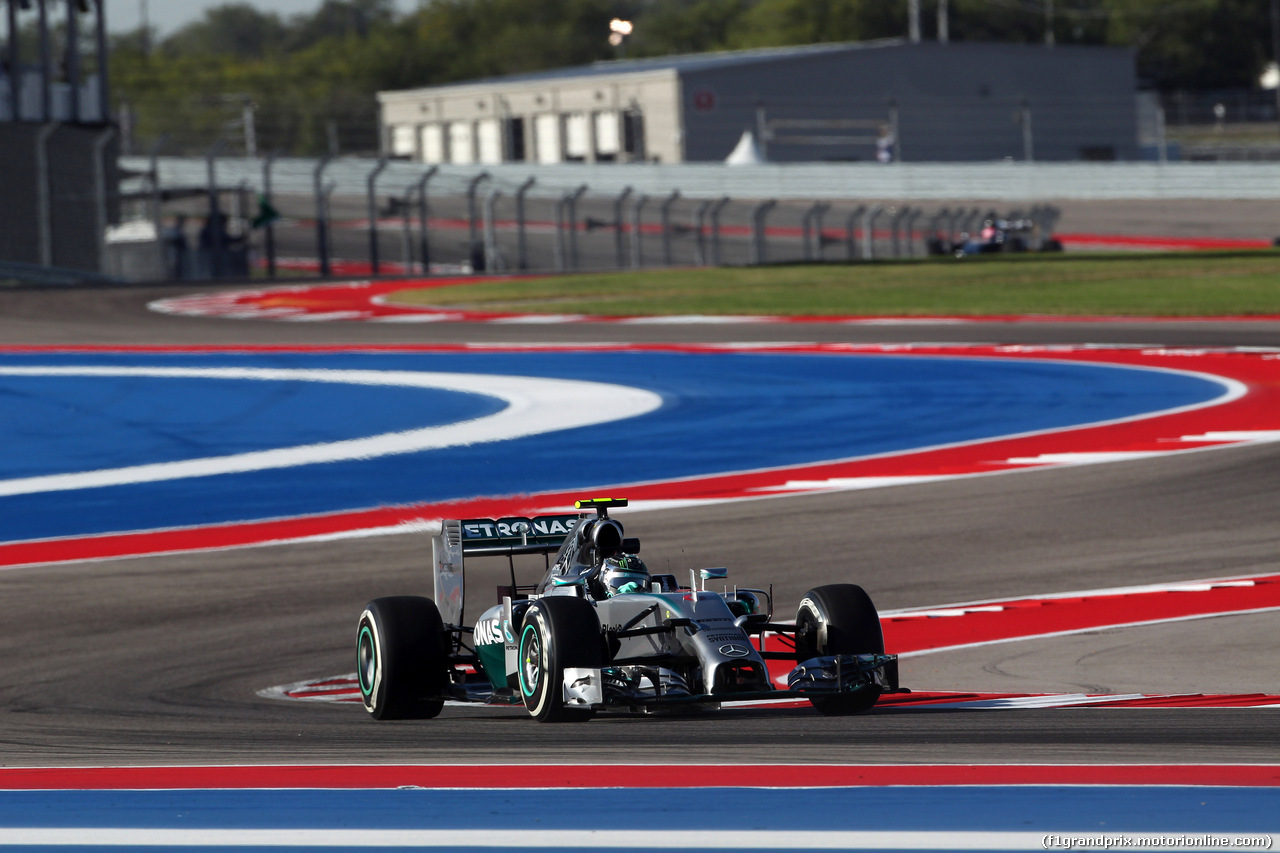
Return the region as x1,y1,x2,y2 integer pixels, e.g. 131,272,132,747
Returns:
109,0,1278,155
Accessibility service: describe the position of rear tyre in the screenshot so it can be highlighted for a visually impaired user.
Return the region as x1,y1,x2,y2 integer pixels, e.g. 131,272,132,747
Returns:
518,596,602,722
795,584,885,716
357,596,448,720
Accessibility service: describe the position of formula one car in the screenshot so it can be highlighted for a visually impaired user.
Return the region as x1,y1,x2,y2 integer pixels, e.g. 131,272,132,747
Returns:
356,498,899,721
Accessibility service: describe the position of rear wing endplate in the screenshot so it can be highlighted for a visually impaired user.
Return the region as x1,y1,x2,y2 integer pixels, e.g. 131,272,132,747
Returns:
431,514,582,627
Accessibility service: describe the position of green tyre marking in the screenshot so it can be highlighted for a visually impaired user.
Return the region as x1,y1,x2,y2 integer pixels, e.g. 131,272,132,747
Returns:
519,622,540,698
357,624,376,697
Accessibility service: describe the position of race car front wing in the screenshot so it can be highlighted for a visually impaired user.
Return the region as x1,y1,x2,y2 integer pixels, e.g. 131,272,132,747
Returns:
561,652,900,709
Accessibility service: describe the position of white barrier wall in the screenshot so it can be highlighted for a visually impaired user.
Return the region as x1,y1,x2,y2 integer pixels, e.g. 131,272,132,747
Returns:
123,156,1280,202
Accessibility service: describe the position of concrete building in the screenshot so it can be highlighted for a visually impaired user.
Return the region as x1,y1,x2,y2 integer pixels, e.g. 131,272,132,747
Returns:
377,40,1138,165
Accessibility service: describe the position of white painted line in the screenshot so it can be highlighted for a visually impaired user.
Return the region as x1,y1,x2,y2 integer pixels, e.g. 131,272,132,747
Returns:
617,315,769,324
881,572,1276,615
488,314,589,324
1003,451,1172,465
0,367,662,497
752,475,956,492
282,311,369,322
898,605,1280,658
1180,431,1280,443
0,828,1087,849
371,314,467,323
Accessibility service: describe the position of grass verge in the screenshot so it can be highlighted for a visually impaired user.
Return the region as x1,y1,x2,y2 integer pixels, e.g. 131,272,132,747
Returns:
387,251,1280,317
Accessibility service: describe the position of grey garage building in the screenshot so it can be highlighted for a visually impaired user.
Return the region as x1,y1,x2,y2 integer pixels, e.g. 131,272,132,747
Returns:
378,39,1137,165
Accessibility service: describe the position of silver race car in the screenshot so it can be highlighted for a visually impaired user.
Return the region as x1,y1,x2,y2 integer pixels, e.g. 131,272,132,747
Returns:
356,498,900,721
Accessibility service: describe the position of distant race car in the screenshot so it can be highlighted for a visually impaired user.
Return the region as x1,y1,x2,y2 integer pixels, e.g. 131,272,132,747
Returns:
356,498,900,722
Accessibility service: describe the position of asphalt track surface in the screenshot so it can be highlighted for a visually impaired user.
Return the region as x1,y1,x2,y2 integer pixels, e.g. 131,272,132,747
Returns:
1,284,1279,768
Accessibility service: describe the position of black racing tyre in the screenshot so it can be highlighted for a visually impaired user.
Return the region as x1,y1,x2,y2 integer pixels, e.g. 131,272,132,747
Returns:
518,596,602,722
795,584,885,716
357,596,448,720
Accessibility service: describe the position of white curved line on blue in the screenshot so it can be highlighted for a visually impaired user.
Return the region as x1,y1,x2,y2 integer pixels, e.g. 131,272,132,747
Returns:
0,366,663,497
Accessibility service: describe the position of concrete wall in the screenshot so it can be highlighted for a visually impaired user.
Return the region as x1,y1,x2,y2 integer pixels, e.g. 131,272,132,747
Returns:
0,123,119,272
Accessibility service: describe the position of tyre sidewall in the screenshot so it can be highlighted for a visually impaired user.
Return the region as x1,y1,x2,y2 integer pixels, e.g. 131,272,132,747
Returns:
795,584,884,715
357,596,447,720
797,584,884,657
519,596,602,722
518,604,555,719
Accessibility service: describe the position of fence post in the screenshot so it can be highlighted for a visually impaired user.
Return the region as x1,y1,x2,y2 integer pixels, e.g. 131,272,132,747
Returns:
709,197,730,266
692,200,712,266
483,187,503,272
205,136,228,277
802,205,816,262
401,184,416,273
1156,104,1168,164
92,126,116,275
613,186,632,269
515,177,535,271
863,205,883,260
1021,100,1034,162
467,171,490,272
660,190,680,266
36,124,58,267
926,207,948,255
313,154,332,277
903,207,923,257
814,203,830,261
553,194,567,272
415,166,437,274
262,151,278,277
845,205,865,261
750,199,776,265
366,157,388,275
630,194,649,269
566,184,587,270
890,207,909,258
804,202,829,261
147,134,169,250
962,207,983,243
947,208,964,246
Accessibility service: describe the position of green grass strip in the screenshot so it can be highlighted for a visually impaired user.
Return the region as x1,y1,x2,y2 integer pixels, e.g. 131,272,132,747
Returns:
388,251,1280,317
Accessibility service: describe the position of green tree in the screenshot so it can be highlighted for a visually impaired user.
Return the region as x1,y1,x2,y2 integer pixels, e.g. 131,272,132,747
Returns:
160,4,288,59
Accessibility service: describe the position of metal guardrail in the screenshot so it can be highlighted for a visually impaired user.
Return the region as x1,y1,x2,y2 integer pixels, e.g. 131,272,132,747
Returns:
124,156,1280,201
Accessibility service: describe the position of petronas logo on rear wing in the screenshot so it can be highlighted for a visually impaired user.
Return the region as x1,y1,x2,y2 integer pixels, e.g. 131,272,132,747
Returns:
459,515,581,549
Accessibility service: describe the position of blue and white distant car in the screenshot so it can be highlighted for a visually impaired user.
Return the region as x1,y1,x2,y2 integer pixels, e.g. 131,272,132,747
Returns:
357,498,899,721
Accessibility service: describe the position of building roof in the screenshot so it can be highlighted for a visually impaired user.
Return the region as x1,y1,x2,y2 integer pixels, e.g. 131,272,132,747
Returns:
382,38,907,96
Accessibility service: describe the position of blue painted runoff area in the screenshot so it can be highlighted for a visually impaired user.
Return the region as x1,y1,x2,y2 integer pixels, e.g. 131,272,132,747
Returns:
0,350,1227,544
0,786,1275,851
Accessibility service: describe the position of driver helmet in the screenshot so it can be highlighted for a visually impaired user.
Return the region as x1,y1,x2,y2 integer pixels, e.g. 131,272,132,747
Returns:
600,555,650,597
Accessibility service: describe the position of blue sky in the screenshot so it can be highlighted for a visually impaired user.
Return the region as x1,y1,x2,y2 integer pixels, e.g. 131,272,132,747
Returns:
106,1,419,36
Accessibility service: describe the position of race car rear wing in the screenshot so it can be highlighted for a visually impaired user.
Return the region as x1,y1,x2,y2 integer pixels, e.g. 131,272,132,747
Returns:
431,514,582,627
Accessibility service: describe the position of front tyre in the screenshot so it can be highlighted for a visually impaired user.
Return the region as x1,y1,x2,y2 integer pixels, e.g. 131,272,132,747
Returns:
795,583,885,716
357,596,448,720
518,596,602,722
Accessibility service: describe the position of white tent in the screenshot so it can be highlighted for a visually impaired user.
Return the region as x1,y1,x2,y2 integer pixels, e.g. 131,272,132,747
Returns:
724,130,766,165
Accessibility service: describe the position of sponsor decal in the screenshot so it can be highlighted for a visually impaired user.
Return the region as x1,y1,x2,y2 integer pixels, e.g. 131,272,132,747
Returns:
719,644,751,658
475,618,505,646
461,515,580,546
